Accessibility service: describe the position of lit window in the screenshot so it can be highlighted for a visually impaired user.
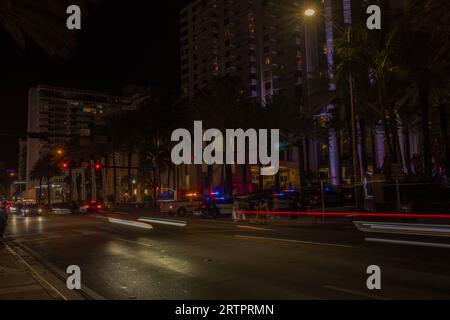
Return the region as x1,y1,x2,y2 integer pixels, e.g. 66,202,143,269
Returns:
80,129,91,137
83,107,97,114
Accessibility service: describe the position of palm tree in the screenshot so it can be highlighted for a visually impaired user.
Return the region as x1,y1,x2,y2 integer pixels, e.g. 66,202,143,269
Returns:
260,95,302,189
106,113,125,205
335,23,396,163
29,153,61,205
434,86,450,173
109,110,142,202
332,0,450,182
29,157,46,204
192,76,254,196
394,0,450,176
108,95,189,206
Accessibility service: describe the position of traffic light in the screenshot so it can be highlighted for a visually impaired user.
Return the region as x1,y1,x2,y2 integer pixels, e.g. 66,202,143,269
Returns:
59,162,70,170
94,163,102,171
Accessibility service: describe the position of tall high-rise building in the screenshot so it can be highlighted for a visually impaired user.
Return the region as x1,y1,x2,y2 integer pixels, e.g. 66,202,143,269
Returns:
180,0,319,105
25,85,133,199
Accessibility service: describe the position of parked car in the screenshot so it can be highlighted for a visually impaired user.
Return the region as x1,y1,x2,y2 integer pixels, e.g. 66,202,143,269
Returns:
271,190,303,212
302,186,354,207
208,195,234,215
197,201,221,218
51,203,73,215
340,187,354,205
79,200,103,214
7,203,20,214
159,193,203,216
20,204,44,217
238,191,272,211
196,195,234,217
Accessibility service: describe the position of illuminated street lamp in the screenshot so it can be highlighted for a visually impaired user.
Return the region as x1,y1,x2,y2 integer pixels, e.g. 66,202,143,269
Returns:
304,8,315,17
55,148,65,157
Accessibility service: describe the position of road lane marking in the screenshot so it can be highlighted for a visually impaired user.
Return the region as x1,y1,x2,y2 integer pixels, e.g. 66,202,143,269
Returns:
116,238,154,248
237,225,274,231
138,217,187,227
4,243,68,300
365,237,450,249
107,218,153,230
234,235,356,248
324,285,390,300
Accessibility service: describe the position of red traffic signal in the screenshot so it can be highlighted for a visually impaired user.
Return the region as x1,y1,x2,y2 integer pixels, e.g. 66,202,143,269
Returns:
59,162,70,170
94,163,102,171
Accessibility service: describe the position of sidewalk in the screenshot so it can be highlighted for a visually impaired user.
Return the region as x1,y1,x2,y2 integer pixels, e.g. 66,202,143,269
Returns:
0,242,63,300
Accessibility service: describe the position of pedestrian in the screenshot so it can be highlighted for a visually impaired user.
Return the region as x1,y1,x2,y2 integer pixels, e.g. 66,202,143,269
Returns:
0,203,8,239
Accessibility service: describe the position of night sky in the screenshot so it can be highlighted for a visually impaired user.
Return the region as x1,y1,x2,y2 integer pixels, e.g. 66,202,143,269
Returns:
0,0,190,168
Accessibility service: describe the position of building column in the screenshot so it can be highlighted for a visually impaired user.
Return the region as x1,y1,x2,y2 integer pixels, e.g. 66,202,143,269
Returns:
72,169,78,202
325,0,339,185
328,128,340,185
102,157,107,202
90,160,97,200
374,123,386,170
114,152,122,203
397,121,408,173
357,116,365,179
80,169,86,201
308,138,319,173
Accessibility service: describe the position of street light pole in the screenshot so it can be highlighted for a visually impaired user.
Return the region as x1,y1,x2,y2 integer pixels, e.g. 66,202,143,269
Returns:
303,8,360,210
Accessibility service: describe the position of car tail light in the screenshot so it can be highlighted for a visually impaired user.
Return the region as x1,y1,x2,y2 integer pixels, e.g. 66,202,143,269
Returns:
97,205,102,209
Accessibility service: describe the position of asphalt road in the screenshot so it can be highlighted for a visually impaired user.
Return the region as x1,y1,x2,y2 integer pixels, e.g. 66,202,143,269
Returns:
4,212,450,300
